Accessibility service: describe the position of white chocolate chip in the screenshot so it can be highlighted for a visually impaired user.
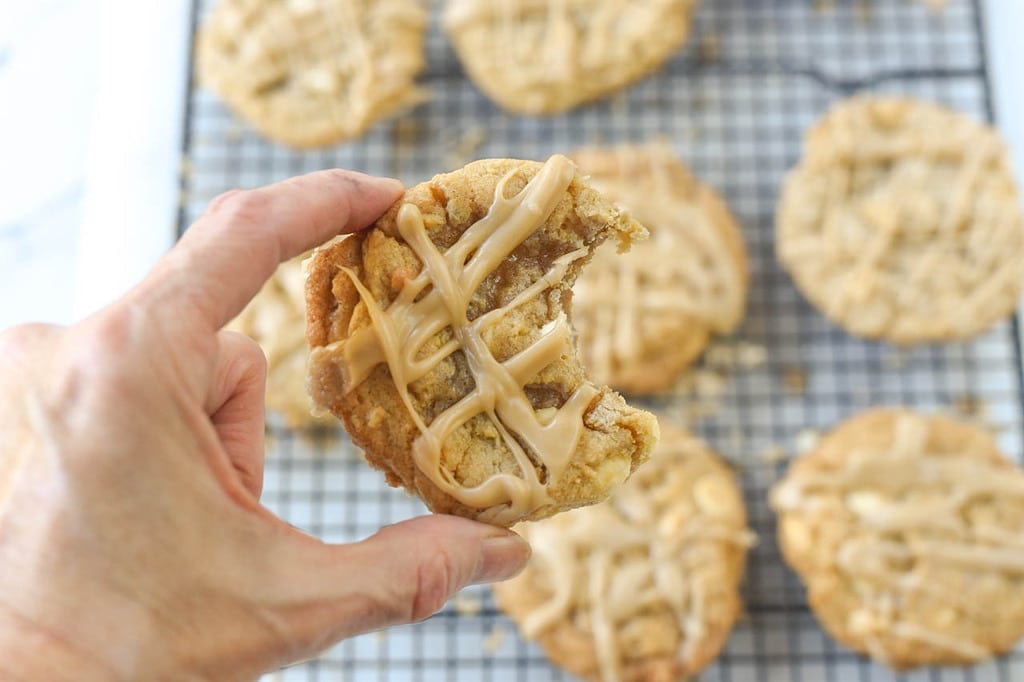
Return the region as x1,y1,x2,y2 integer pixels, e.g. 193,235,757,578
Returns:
848,608,883,635
303,66,340,94
287,0,318,16
846,490,885,517
693,474,739,519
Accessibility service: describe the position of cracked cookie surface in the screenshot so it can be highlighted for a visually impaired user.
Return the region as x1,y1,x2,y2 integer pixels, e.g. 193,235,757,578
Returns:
777,96,1024,343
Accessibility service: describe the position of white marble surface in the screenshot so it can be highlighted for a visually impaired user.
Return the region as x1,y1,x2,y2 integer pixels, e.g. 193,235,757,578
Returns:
0,0,98,330
2,1,1024,332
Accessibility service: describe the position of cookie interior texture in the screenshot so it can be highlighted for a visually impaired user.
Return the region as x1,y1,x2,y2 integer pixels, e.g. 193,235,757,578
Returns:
777,96,1024,344
306,156,659,525
570,143,748,394
196,0,427,148
771,408,1024,669
442,0,697,115
228,255,334,429
494,421,753,681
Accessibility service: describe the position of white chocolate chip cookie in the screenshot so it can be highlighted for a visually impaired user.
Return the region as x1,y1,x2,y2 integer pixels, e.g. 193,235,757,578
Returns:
442,0,698,115
197,0,427,148
305,155,659,526
495,421,754,681
777,96,1024,344
771,408,1024,669
229,256,332,428
570,143,748,394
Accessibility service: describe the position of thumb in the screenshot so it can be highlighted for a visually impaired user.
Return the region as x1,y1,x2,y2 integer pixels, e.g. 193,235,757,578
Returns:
272,515,531,661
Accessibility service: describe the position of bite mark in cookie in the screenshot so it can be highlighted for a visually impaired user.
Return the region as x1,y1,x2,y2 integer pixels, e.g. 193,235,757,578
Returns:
306,155,659,525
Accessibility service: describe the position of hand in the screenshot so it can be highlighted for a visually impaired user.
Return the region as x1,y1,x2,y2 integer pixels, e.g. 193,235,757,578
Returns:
0,171,531,681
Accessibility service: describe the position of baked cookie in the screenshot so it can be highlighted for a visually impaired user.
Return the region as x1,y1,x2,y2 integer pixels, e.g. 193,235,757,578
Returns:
771,408,1024,668
196,0,427,148
305,155,660,526
777,96,1024,344
570,143,748,394
494,421,754,681
442,0,698,115
229,255,332,428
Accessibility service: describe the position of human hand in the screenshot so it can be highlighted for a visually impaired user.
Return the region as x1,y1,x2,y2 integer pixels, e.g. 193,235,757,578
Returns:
0,171,531,681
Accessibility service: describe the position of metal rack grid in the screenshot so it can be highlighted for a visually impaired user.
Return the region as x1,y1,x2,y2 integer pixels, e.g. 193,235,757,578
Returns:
178,1,1024,680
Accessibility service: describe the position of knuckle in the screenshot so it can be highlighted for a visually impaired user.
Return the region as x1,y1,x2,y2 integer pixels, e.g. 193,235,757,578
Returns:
0,322,59,353
223,331,269,385
82,308,144,359
206,188,270,229
409,546,459,622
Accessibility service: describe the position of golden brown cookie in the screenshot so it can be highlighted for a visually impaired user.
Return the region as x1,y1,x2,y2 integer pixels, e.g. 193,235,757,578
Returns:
570,143,748,394
196,0,427,148
495,421,754,681
228,255,333,429
306,155,659,526
442,0,698,115
777,96,1024,344
770,408,1024,669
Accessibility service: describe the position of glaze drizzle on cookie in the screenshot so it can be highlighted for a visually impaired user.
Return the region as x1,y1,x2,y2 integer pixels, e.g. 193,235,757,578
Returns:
571,143,746,385
335,155,604,524
772,411,1024,664
514,431,754,681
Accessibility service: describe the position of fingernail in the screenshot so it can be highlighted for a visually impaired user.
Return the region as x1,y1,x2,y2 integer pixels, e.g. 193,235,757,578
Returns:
472,532,532,584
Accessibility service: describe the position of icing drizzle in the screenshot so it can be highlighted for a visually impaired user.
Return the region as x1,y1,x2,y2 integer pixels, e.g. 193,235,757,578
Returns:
571,143,745,382
772,412,1024,662
516,433,754,681
330,155,605,523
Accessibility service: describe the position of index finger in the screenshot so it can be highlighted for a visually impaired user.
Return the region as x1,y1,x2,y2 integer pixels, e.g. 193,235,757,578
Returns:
136,169,403,332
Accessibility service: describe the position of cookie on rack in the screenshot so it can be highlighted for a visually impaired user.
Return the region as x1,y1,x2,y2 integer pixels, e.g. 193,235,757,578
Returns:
494,421,754,681
305,155,660,526
770,408,1024,669
229,255,333,429
777,96,1024,344
442,0,698,115
196,0,427,148
569,143,748,394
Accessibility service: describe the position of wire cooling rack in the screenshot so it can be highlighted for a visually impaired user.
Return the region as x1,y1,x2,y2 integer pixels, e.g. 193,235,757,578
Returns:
178,1,1024,680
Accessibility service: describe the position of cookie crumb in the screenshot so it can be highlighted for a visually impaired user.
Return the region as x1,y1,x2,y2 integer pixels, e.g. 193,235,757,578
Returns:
794,429,820,455
856,0,873,22
483,625,506,654
673,369,729,422
225,120,244,141
884,350,910,370
705,341,766,371
953,394,988,421
699,30,721,63
452,592,483,616
782,367,807,395
759,445,789,464
394,118,424,151
445,125,487,170
729,427,745,455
